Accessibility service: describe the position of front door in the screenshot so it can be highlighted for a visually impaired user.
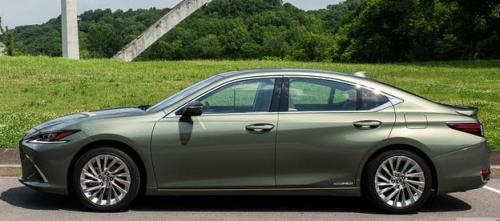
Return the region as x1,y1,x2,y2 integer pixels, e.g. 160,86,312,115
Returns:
151,78,279,189
276,77,396,188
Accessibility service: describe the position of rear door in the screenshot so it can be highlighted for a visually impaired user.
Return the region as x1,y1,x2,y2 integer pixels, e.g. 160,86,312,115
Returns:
276,77,396,188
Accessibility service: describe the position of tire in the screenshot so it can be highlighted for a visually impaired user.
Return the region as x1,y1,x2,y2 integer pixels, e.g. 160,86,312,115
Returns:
71,147,141,212
363,150,433,214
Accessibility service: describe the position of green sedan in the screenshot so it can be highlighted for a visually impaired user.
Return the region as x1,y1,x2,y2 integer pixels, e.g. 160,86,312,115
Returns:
18,69,491,213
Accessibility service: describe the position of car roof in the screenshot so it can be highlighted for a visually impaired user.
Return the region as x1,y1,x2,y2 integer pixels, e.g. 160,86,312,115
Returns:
216,69,376,90
217,69,355,79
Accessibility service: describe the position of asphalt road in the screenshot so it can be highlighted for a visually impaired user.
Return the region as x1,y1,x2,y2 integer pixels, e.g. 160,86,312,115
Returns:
0,178,499,221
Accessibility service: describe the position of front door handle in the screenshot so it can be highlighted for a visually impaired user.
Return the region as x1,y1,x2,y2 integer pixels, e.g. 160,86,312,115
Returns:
246,124,275,133
353,121,382,130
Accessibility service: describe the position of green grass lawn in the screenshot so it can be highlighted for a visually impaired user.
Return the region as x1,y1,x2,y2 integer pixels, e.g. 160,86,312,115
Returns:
0,56,499,149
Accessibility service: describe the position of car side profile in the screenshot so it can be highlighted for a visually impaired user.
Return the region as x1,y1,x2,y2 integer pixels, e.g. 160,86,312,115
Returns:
18,69,490,213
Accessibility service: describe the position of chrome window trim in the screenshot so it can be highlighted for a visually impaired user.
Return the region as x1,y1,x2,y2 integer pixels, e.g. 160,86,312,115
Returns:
279,100,399,115
166,74,404,118
277,109,389,115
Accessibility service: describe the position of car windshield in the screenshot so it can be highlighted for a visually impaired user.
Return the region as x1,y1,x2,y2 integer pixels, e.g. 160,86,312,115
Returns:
147,75,223,113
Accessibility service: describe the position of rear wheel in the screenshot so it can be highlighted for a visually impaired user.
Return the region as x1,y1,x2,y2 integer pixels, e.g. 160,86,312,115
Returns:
364,150,433,214
71,147,140,212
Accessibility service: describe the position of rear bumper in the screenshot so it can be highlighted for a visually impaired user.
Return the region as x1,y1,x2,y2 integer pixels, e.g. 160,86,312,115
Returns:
433,141,491,194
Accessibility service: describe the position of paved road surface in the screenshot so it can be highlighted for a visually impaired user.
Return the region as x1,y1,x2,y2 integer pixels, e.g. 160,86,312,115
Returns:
0,178,499,221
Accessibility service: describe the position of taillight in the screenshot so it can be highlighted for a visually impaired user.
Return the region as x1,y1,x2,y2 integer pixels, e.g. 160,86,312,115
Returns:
447,122,484,137
481,169,491,181
480,169,490,176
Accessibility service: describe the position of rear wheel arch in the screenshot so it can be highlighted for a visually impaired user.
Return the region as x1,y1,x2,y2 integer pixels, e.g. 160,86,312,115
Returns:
67,140,147,196
360,144,438,194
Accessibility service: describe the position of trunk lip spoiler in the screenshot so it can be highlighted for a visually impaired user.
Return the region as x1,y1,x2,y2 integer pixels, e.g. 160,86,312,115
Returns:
437,102,479,117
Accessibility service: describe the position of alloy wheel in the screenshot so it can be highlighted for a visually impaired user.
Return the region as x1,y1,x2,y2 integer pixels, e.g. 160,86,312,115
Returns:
374,156,426,208
79,154,131,206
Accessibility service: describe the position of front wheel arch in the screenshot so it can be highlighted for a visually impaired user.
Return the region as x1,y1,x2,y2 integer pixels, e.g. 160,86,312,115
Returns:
360,145,438,195
67,140,147,197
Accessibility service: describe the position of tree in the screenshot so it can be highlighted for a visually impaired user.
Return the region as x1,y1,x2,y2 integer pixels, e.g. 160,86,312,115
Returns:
332,0,500,62
332,0,436,62
261,29,289,59
439,0,500,59
193,34,224,58
7,0,340,61
0,16,15,56
87,23,123,58
291,33,334,61
318,0,362,34
10,0,500,62
5,28,14,56
0,16,4,34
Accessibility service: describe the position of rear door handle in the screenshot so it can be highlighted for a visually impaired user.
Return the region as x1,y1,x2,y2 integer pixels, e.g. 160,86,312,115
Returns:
353,121,382,130
246,124,275,133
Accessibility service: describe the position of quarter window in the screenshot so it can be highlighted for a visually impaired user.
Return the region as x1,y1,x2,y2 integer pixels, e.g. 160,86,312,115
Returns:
359,88,390,110
198,79,275,114
287,78,389,112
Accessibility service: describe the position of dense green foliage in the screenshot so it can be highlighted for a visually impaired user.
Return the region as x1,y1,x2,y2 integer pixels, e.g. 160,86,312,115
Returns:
334,0,500,62
139,0,347,61
0,56,499,149
3,0,500,62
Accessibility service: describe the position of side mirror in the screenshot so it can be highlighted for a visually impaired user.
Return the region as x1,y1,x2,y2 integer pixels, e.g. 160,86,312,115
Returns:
182,101,203,117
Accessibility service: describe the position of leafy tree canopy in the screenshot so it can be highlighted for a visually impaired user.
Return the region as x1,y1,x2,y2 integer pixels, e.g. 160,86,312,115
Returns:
5,0,500,62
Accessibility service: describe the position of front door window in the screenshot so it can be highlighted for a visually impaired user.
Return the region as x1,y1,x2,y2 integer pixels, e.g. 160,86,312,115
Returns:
199,79,276,114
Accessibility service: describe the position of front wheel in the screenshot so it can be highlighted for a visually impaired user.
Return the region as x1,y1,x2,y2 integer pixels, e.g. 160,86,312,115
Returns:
71,147,141,212
364,150,433,214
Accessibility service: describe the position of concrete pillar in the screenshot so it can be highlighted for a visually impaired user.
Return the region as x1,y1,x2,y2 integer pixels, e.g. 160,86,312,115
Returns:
61,0,80,60
114,0,212,62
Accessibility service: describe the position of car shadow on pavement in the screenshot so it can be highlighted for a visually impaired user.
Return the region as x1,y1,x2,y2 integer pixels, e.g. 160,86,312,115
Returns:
0,186,471,214
0,187,85,211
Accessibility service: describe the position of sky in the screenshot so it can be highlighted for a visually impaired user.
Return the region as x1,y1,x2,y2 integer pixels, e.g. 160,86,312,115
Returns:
0,0,341,28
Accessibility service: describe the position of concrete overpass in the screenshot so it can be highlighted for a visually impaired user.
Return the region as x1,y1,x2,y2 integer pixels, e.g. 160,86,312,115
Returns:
61,0,212,61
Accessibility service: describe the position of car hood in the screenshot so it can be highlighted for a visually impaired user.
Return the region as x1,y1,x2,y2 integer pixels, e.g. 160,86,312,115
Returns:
26,108,146,136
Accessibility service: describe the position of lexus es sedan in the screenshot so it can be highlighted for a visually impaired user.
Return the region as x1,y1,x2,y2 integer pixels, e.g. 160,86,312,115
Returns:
19,69,490,213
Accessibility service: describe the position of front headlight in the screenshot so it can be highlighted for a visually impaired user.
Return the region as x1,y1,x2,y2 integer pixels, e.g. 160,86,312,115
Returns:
29,130,80,144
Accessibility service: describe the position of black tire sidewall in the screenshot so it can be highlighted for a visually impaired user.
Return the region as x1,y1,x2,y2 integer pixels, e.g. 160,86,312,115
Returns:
71,147,141,212
363,150,433,214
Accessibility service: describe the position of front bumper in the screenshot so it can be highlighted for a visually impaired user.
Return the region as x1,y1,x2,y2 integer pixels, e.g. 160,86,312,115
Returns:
433,141,491,194
18,140,75,195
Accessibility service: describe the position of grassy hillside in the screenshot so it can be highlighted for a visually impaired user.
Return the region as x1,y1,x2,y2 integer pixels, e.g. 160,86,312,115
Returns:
0,56,499,149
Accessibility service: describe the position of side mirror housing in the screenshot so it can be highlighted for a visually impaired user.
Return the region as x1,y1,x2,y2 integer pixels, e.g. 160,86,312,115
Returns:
181,101,203,117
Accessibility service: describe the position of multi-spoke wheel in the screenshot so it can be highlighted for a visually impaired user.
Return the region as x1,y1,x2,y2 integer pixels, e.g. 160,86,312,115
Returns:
364,150,433,214
72,147,140,212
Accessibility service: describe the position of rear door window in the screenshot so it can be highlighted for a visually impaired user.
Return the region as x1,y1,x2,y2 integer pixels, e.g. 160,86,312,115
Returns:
287,78,390,112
